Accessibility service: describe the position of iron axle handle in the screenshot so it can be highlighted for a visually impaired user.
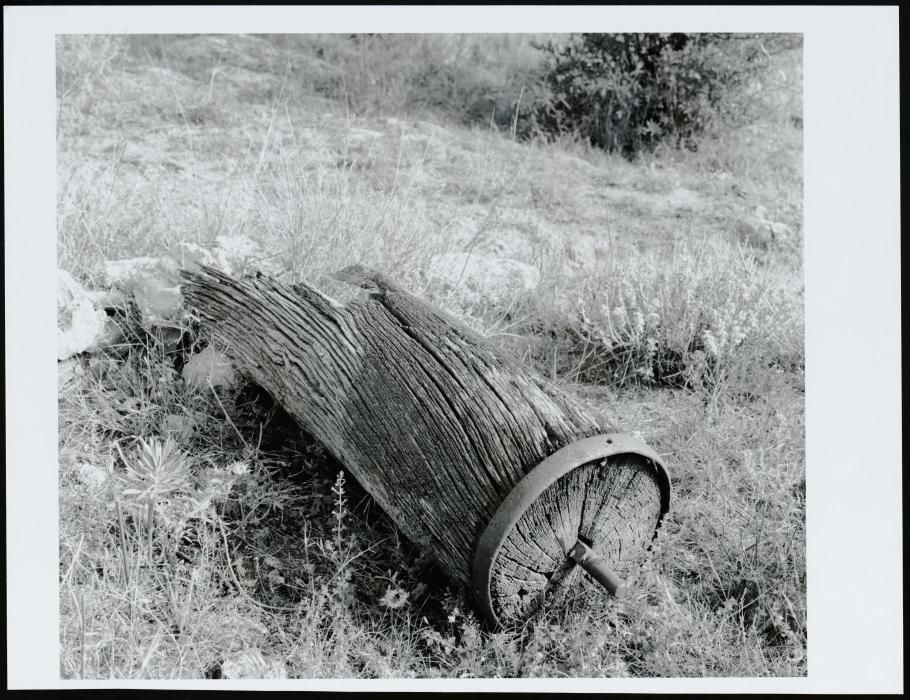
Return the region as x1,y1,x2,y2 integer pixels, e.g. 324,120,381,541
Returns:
568,540,628,599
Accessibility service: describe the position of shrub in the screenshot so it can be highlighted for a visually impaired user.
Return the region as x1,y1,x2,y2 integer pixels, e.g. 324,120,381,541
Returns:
525,240,804,390
531,33,788,158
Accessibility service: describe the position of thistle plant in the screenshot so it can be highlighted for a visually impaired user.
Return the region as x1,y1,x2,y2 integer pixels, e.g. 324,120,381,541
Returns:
117,436,190,503
116,435,191,557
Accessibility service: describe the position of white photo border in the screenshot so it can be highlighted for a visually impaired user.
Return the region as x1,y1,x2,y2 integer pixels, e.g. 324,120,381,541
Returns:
4,5,902,692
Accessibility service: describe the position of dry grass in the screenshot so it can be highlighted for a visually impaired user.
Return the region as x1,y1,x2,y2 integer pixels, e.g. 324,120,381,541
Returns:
57,33,805,679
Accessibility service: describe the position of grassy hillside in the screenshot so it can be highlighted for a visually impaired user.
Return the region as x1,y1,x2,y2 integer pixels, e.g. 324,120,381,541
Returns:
57,34,805,679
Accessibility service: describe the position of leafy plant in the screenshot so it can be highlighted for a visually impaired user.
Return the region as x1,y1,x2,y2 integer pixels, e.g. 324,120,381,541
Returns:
116,436,190,503
526,239,804,391
531,33,791,157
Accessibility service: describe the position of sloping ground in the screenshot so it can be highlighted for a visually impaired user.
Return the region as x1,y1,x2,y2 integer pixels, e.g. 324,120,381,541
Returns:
58,34,803,286
57,34,805,679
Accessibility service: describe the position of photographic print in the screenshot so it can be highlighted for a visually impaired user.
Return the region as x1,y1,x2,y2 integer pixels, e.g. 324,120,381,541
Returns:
53,31,810,681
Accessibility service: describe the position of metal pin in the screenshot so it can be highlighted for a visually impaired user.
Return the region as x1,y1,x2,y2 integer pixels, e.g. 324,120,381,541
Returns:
568,539,628,599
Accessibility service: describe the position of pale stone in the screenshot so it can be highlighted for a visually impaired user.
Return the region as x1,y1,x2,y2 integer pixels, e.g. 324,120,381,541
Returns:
104,257,184,326
667,187,700,211
182,345,237,391
104,256,181,286
769,221,795,242
58,270,108,360
75,462,109,490
164,413,199,440
174,241,218,271
221,649,287,679
213,234,282,276
133,276,184,325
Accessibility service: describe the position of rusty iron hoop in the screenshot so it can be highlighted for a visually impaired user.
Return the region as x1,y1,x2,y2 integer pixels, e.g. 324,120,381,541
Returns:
471,433,671,627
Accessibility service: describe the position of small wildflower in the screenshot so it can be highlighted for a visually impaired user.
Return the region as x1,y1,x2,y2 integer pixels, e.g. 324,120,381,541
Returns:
201,467,236,502
229,460,251,476
379,585,409,609
702,329,720,358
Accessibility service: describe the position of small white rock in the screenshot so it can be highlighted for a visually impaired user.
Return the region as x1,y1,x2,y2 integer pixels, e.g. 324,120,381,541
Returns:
769,221,795,240
164,413,198,440
174,241,218,271
133,276,183,325
104,257,184,327
666,187,700,211
213,234,283,275
221,649,287,679
58,270,108,360
75,462,109,490
182,345,237,391
104,256,180,287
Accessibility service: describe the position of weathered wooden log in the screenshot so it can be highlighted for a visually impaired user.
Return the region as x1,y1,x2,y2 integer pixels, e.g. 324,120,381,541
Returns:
182,264,671,625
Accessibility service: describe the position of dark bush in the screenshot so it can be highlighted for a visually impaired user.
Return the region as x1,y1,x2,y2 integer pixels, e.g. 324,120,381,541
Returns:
531,33,790,158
